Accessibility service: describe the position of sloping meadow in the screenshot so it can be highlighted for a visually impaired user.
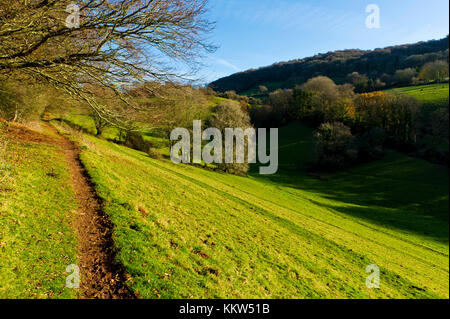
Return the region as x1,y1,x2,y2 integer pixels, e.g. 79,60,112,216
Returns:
75,130,449,299
0,122,78,298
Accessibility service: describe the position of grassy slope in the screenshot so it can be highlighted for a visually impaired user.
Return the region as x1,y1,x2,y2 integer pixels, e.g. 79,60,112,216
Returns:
0,122,78,298
73,122,448,299
385,83,449,108
275,122,314,171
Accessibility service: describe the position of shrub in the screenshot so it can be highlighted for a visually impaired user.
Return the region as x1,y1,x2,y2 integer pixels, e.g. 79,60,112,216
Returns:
0,80,63,123
147,148,163,160
125,131,153,153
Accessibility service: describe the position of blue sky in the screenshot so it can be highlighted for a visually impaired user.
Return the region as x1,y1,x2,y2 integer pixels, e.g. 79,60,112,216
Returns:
199,0,449,83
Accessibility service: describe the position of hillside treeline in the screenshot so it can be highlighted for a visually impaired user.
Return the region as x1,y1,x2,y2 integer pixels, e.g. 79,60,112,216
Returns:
248,76,449,169
2,72,448,172
209,36,449,94
0,78,255,175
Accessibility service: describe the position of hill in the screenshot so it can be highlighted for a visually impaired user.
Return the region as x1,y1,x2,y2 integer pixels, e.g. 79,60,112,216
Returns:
1,120,448,298
209,37,449,95
68,122,450,298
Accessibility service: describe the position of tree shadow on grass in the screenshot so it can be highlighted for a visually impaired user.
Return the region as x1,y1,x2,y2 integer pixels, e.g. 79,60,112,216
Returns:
251,152,449,244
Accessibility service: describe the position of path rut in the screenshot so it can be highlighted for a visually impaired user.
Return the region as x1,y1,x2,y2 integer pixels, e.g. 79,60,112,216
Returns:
48,123,134,299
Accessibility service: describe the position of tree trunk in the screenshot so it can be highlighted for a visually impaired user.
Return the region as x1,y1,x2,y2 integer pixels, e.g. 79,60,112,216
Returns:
12,106,18,122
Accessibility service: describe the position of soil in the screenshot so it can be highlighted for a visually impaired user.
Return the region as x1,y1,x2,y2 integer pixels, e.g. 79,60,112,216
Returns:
2,120,135,298
45,123,135,299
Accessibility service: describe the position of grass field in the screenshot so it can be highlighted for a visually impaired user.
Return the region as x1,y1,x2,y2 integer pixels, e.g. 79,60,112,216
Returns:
54,121,448,299
0,122,78,298
385,83,449,109
1,118,448,299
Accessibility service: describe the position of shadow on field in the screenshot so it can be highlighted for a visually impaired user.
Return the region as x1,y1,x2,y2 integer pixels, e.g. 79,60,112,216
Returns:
251,152,449,244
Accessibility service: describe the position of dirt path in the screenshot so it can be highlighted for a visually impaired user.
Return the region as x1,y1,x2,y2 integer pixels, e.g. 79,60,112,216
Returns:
46,123,134,299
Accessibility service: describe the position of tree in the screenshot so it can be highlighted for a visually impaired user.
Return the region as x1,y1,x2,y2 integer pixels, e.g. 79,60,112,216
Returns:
292,88,314,121
354,92,420,144
258,85,268,94
393,68,417,85
141,84,211,143
374,78,386,90
300,77,356,124
0,78,68,123
0,81,21,122
419,60,449,82
301,76,340,101
249,104,273,128
0,0,215,128
209,37,449,94
92,111,108,136
355,127,386,161
224,90,240,101
387,95,420,144
314,122,357,169
267,89,295,125
210,100,254,175
346,72,369,93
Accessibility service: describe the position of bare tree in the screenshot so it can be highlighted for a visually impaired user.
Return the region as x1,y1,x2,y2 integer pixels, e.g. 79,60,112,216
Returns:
210,100,254,175
136,83,210,140
394,68,417,85
419,60,449,82
0,0,215,128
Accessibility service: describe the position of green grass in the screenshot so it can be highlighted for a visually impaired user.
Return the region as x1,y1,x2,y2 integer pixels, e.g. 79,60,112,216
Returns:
275,122,315,171
1,116,447,299
0,122,79,298
385,83,449,109
71,122,448,299
63,114,97,135
141,133,171,156
63,114,122,141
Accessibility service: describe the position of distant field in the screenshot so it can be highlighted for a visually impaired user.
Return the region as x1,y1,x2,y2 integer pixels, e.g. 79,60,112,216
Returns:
385,83,449,109
53,121,449,299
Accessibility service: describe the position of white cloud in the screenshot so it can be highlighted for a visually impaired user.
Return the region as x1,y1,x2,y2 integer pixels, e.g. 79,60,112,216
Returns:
213,58,240,71
212,0,360,32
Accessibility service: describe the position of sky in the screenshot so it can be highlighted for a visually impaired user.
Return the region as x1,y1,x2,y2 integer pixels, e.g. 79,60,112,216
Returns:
198,0,449,84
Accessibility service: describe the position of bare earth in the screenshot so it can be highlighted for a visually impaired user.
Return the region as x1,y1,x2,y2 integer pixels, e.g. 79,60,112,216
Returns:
46,123,134,299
